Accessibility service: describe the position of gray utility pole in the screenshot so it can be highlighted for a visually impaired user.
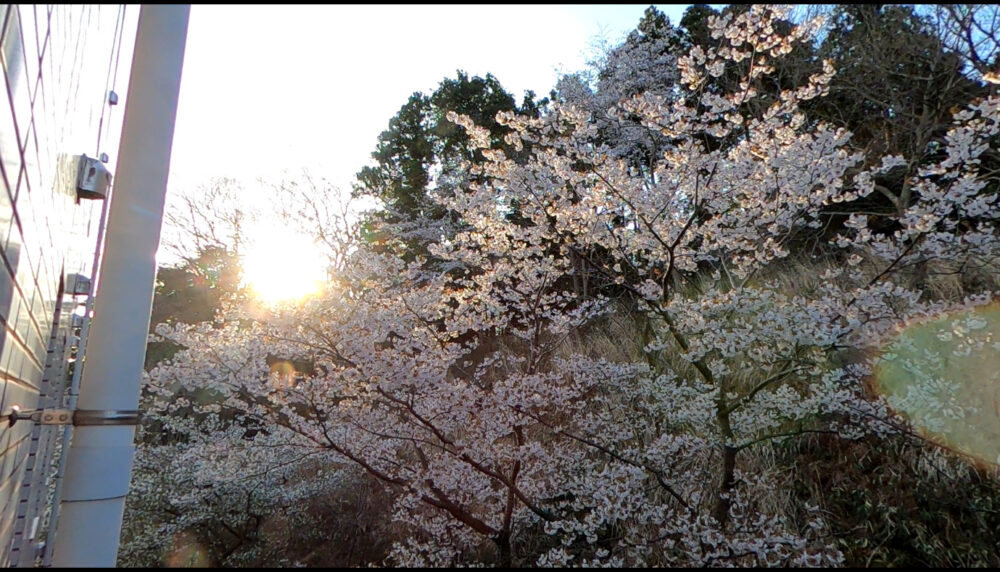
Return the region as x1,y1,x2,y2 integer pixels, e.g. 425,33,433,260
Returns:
49,4,189,566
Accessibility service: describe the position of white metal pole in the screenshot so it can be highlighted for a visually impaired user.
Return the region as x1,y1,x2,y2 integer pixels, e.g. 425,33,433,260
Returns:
49,4,189,567
40,181,112,567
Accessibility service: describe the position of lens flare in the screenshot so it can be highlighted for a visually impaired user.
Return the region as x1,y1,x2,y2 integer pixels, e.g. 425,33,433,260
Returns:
872,302,1000,467
165,530,212,567
241,226,327,303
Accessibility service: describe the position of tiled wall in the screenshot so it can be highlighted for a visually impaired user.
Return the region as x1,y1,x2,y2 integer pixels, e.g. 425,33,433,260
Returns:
0,5,136,564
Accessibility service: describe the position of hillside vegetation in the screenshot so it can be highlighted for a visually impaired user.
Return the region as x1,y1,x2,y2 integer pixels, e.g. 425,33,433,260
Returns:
122,5,1000,567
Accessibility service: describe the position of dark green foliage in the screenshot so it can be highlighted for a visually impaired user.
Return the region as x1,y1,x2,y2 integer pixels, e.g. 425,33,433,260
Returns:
431,71,517,168
354,71,545,260
145,245,241,370
679,4,717,49
355,92,436,222
150,245,241,329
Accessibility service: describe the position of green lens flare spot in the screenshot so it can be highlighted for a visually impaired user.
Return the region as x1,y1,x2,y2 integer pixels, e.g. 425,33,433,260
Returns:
873,303,1000,467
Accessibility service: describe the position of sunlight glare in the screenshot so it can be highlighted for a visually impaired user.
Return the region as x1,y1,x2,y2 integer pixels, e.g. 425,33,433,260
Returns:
241,227,327,303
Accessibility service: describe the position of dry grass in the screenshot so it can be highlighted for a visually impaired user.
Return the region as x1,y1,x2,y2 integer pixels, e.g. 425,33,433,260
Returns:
276,249,1000,567
281,469,405,567
558,252,1000,566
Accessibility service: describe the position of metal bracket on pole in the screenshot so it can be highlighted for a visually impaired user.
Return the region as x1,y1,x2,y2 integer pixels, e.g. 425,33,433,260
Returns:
40,409,73,425
7,408,141,426
72,410,142,426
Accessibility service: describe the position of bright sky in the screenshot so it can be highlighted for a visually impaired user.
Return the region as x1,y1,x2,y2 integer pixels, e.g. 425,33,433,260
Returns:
167,5,712,195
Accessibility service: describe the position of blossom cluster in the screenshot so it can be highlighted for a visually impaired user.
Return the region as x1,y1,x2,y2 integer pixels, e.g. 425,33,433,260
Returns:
133,5,1000,567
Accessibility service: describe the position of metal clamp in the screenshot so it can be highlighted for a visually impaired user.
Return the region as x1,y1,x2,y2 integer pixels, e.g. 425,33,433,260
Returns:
5,407,141,427
72,409,142,426
39,409,73,425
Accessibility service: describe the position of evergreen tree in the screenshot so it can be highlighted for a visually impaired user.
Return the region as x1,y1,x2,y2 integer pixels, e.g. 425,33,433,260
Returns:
354,71,545,260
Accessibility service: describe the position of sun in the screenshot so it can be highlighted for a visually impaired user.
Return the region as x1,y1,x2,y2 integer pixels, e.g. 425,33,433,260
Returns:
241,226,327,303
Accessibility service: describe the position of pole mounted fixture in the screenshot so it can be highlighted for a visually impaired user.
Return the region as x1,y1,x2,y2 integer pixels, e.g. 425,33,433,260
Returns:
4,407,142,427
49,5,190,567
75,155,112,200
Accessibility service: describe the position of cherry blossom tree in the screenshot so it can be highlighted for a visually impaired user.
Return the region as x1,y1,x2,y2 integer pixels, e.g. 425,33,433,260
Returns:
554,6,686,185
136,5,1000,567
